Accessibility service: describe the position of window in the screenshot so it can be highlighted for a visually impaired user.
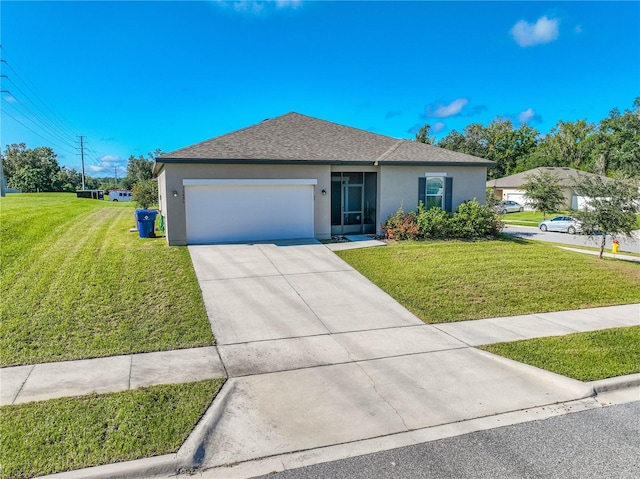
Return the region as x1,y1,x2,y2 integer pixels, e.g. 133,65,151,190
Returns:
425,177,444,209
419,176,453,212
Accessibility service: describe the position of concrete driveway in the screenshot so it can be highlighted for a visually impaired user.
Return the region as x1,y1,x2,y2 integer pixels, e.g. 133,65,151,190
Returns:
187,240,598,471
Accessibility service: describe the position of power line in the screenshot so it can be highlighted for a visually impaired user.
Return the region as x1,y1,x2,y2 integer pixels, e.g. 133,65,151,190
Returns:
1,82,77,150
1,108,77,156
0,45,79,139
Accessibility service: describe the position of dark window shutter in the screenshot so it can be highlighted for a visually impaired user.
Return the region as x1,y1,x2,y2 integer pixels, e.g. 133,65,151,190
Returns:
418,177,426,206
444,177,453,212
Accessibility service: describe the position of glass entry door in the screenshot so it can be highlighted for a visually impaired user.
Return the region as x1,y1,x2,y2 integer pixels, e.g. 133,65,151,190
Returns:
331,172,377,235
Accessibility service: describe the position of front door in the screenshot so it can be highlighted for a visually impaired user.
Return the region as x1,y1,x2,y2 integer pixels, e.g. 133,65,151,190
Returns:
331,172,377,235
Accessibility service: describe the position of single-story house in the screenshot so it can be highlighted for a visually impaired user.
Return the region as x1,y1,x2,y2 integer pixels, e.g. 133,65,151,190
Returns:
486,167,611,210
154,112,494,245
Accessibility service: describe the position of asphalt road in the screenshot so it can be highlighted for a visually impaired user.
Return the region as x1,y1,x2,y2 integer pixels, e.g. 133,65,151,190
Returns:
502,224,640,254
257,401,640,479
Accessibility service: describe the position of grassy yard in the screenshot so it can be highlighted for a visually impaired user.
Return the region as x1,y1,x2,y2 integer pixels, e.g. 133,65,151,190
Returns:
335,237,640,323
499,210,566,226
480,327,640,381
0,193,212,367
0,378,225,479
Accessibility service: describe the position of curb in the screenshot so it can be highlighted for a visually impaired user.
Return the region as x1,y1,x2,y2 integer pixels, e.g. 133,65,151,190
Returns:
589,373,640,394
38,454,177,479
176,378,238,472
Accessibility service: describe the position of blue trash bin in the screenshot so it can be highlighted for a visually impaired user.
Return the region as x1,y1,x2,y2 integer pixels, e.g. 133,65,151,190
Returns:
135,209,157,238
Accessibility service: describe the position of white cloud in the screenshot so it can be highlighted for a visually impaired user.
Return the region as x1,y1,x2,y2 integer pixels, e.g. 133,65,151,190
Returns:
425,98,468,118
516,108,542,124
510,16,559,47
276,0,301,8
88,155,125,175
432,122,446,133
517,108,536,123
215,0,300,15
574,25,582,35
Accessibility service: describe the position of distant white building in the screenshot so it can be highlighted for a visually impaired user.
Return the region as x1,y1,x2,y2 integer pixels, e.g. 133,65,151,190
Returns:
487,167,611,210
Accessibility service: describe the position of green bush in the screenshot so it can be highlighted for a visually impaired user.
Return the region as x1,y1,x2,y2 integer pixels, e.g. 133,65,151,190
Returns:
416,203,451,238
132,179,158,210
384,199,502,240
451,199,503,238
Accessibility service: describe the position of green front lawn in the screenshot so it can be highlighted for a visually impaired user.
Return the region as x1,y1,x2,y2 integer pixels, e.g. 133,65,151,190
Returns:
0,379,225,479
499,210,567,226
0,193,213,366
480,327,640,381
335,238,640,323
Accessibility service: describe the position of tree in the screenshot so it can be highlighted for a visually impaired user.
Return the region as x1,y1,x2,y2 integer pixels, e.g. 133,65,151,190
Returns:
572,175,640,259
9,165,49,193
414,124,435,144
54,167,83,192
123,149,161,190
438,129,466,152
132,179,158,209
521,170,565,219
588,98,640,176
2,143,61,192
125,154,154,184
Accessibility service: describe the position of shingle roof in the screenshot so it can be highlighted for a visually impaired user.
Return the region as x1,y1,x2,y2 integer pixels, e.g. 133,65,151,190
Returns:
156,112,494,169
486,167,611,188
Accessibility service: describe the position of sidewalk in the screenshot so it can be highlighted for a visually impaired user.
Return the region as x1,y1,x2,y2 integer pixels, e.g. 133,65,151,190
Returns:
558,246,640,263
2,304,637,405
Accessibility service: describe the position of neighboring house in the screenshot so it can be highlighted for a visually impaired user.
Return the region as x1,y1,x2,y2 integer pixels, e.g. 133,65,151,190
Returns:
487,167,611,210
154,112,494,245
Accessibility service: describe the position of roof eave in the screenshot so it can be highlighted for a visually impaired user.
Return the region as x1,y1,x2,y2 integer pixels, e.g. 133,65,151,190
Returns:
155,158,495,167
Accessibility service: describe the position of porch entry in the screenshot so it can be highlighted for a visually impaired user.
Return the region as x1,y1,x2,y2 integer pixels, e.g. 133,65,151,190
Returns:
331,172,377,235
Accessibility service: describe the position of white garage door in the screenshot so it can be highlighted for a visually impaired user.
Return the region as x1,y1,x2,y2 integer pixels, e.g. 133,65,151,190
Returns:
184,179,316,244
506,193,526,205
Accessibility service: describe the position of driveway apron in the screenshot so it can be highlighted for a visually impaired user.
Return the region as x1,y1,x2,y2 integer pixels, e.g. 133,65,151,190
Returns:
187,241,595,470
188,240,423,346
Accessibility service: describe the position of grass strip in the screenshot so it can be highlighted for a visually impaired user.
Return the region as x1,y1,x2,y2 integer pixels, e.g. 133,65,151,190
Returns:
0,194,213,366
479,327,640,381
335,237,640,323
0,378,225,479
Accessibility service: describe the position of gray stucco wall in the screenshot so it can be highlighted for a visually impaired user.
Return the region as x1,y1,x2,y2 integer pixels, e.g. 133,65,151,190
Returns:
158,162,488,245
378,165,489,233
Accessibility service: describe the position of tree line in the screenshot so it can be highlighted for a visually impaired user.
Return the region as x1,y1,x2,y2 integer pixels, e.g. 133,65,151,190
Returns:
1,143,158,193
416,98,639,179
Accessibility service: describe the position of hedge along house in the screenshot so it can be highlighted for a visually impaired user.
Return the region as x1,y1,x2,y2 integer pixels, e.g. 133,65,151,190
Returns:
154,113,494,245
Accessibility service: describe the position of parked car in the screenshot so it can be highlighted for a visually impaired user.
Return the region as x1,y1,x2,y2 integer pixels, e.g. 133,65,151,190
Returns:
497,200,524,214
538,216,583,234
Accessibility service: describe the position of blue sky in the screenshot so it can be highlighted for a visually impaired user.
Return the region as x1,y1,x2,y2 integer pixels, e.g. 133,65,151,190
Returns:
1,1,638,176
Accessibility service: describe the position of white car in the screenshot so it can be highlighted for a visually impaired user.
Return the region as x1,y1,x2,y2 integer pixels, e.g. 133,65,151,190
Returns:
538,216,582,234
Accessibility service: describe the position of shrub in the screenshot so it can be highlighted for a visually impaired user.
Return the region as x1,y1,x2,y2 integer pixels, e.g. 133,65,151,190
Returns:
451,199,503,238
416,203,451,238
383,207,420,240
132,179,158,210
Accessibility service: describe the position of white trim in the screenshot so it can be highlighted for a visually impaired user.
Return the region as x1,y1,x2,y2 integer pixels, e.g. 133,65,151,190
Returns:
183,179,318,186
424,172,447,177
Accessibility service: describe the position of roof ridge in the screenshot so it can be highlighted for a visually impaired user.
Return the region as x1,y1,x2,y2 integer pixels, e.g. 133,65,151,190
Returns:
375,139,405,163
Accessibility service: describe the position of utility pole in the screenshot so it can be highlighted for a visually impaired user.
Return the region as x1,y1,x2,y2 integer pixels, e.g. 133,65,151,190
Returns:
77,135,86,190
114,166,118,188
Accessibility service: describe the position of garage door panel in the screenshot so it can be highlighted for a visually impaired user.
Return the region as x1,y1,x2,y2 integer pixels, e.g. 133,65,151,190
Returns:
185,183,315,244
